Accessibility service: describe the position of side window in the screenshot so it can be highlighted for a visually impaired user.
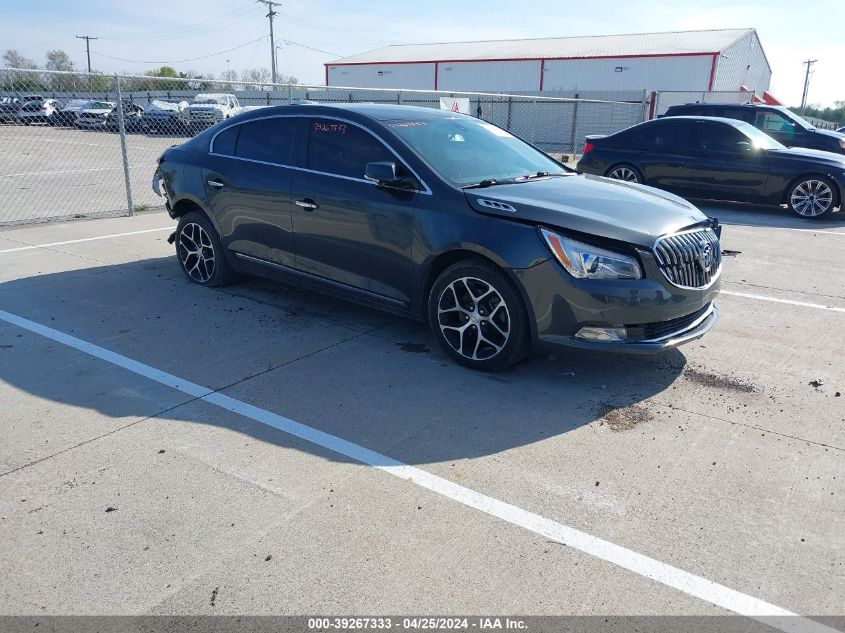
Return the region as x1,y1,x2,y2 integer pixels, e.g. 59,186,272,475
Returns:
235,118,296,164
634,120,691,150
212,125,239,156
733,108,755,124
307,119,396,179
695,122,746,151
755,111,797,134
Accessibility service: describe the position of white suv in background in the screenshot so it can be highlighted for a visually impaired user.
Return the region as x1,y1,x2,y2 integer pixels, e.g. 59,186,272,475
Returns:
183,94,240,130
18,98,61,124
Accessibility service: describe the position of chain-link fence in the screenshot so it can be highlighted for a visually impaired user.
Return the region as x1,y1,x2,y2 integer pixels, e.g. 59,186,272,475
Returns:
0,68,645,226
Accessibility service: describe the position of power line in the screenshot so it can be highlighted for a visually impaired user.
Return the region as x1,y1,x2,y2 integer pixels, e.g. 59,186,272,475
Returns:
256,0,280,83
75,35,98,73
279,38,343,58
278,12,396,46
98,6,260,42
90,36,267,65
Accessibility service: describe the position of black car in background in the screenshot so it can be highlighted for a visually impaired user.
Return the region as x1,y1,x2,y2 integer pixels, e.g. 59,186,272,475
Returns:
153,104,721,369
662,103,845,155
52,99,91,127
105,102,145,132
0,96,23,122
577,116,845,218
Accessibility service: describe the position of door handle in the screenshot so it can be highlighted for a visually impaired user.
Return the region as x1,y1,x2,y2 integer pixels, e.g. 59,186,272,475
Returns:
207,179,225,189
295,198,319,210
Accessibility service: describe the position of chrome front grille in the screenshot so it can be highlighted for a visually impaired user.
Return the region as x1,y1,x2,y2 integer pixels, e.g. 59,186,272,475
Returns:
653,227,721,289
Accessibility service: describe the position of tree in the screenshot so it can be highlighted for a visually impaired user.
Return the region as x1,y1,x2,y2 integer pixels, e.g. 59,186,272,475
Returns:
2,50,40,92
3,49,37,69
45,50,74,72
44,50,76,91
789,102,845,128
240,67,271,89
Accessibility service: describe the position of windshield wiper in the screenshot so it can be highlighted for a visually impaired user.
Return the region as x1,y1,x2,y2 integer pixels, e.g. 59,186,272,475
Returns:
461,179,501,189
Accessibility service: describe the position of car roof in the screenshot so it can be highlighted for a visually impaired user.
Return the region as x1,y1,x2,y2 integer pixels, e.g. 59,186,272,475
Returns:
231,102,465,123
672,102,783,111
652,115,746,126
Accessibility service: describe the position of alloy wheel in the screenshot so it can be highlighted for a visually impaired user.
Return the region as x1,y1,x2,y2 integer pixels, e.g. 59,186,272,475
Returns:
607,166,639,182
790,179,833,217
178,222,216,283
437,277,511,361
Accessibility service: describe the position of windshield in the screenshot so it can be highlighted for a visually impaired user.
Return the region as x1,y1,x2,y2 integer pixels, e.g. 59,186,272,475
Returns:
149,100,178,111
735,121,787,150
192,97,224,105
779,108,815,131
63,100,90,109
87,102,113,110
386,117,566,186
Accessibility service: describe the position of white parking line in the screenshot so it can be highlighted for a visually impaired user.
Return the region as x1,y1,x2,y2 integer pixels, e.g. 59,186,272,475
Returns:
0,227,172,253
721,223,845,237
1,165,149,178
0,134,166,152
721,290,845,313
0,307,834,633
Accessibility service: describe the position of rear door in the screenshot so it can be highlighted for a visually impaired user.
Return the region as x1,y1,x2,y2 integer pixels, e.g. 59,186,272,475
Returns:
632,119,696,194
690,120,769,201
204,116,299,266
290,117,419,306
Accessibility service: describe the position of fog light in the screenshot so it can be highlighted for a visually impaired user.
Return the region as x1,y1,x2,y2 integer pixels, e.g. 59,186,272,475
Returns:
575,326,627,342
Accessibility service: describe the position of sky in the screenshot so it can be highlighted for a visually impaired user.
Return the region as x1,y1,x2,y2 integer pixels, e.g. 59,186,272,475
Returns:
1,0,842,108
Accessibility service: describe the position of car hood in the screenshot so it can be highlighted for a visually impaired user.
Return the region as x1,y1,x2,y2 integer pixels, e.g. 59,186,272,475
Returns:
187,104,225,110
464,174,707,247
767,146,845,165
79,109,112,116
811,128,845,142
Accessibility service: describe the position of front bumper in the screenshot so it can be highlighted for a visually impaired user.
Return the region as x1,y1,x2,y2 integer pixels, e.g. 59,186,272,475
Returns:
514,255,721,353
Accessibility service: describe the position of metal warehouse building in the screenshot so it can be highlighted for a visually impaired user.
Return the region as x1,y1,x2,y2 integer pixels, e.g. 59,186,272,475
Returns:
325,28,771,95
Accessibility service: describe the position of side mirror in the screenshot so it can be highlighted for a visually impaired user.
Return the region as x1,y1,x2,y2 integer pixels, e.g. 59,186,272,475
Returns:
736,141,753,151
365,161,400,184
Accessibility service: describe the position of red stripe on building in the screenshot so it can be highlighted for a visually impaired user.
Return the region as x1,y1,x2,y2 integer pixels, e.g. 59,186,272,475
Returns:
707,53,718,90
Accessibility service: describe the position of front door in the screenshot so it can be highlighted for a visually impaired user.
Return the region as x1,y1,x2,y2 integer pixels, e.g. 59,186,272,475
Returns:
291,118,418,306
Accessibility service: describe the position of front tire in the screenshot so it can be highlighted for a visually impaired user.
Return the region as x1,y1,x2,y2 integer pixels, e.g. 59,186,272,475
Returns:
428,260,529,371
605,164,642,184
175,211,237,287
787,176,838,219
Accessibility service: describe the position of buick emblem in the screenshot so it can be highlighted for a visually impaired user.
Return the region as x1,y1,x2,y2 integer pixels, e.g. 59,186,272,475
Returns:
697,241,715,273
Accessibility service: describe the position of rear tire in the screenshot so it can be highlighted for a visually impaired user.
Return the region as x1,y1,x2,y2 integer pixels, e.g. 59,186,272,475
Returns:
428,259,529,371
605,164,643,184
175,211,238,287
786,176,838,219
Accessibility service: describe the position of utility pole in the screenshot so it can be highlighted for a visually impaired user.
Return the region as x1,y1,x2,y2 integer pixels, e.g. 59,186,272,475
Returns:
800,59,817,116
75,35,98,73
256,0,280,84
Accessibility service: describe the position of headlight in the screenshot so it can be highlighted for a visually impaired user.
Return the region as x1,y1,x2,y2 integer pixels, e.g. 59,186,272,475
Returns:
839,138,845,150
539,228,642,280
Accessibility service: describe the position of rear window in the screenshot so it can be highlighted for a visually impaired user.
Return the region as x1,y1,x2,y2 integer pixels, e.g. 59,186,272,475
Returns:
630,120,692,150
213,125,239,156
235,118,296,164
